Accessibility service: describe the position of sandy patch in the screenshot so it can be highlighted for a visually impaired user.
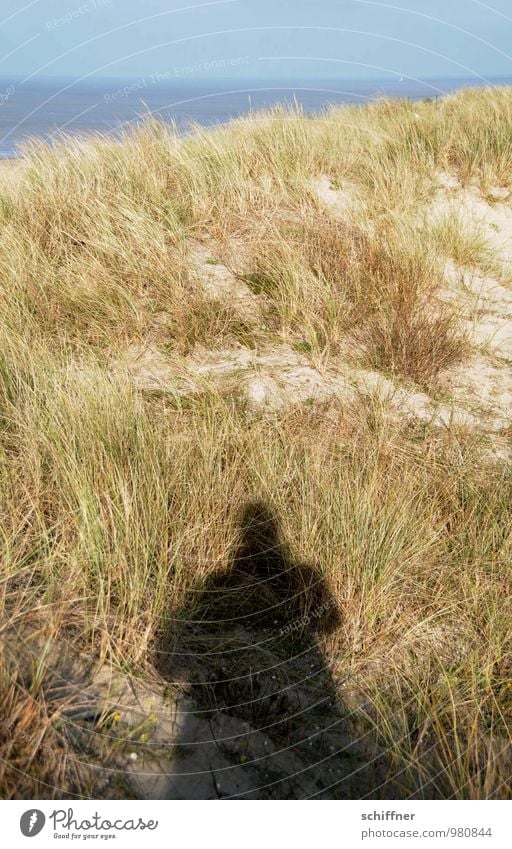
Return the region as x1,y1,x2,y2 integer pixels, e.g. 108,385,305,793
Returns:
119,340,483,435
310,175,361,218
116,173,512,450
435,172,512,264
188,240,263,322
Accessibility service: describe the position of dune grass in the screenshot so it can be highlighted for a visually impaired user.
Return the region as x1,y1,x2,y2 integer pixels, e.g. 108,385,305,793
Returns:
0,87,511,798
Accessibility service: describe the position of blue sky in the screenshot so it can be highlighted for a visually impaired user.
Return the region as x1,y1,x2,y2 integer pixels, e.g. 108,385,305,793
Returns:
1,0,511,81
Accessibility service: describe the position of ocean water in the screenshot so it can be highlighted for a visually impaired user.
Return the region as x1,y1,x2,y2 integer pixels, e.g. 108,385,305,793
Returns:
0,75,510,159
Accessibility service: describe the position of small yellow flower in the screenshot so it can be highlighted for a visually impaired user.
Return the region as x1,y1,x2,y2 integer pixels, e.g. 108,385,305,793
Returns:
139,733,149,743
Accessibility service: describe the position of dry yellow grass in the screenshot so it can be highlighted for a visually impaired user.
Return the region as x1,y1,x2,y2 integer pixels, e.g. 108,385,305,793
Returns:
0,87,511,799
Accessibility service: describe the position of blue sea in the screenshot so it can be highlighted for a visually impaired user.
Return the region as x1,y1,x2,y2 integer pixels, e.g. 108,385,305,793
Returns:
0,75,511,159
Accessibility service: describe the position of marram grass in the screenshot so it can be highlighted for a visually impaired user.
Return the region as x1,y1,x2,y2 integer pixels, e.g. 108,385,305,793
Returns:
0,87,511,798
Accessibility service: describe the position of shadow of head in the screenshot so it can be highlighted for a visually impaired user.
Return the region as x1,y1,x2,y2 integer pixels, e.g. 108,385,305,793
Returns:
181,500,340,638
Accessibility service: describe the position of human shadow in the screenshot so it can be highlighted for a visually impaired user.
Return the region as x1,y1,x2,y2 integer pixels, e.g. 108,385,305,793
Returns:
154,501,394,799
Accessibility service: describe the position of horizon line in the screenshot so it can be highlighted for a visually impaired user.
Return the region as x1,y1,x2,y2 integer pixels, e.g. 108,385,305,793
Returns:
1,73,512,85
